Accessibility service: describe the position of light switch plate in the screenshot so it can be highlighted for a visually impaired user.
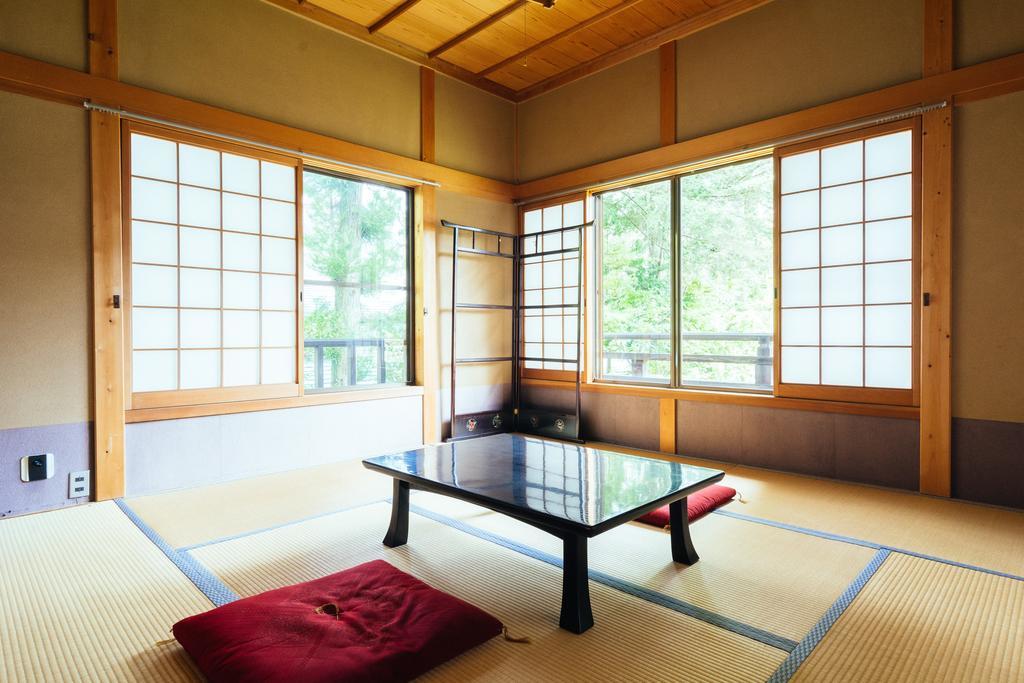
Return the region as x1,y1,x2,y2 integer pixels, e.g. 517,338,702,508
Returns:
69,470,91,499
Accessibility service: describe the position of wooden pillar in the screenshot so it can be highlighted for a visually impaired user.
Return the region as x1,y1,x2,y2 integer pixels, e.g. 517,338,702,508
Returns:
919,0,953,496
417,66,440,443
659,42,677,147
659,398,676,453
420,67,435,164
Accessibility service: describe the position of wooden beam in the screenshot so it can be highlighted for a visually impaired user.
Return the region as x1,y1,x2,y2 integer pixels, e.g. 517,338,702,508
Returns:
919,0,954,497
420,67,435,163
428,0,528,59
514,49,1024,199
262,0,517,101
479,0,645,78
88,0,124,501
415,186,441,444
659,42,676,146
0,50,516,201
369,0,425,34
659,398,676,453
514,0,773,101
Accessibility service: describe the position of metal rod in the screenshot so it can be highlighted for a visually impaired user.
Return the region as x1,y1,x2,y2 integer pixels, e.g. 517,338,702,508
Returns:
456,303,515,310
456,247,515,259
513,228,521,426
575,225,584,440
456,356,515,363
521,303,579,310
450,226,458,439
522,247,580,258
521,356,580,364
440,219,515,239
83,101,442,188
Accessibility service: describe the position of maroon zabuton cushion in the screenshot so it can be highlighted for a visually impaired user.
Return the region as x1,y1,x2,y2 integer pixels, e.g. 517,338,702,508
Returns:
635,484,736,528
173,559,502,683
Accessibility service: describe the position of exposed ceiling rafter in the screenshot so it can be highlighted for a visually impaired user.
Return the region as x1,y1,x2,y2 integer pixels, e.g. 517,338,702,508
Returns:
369,0,426,34
427,0,529,59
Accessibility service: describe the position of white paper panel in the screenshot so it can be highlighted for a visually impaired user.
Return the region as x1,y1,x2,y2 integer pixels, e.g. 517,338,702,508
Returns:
180,350,219,389
563,259,579,286
132,307,177,349
133,350,178,393
564,287,579,305
865,130,912,179
821,183,862,226
524,290,541,306
524,209,542,234
781,150,818,193
542,205,562,230
524,343,541,360
821,306,863,346
524,262,541,289
543,315,562,343
564,201,584,227
524,316,541,342
261,311,295,347
543,288,562,305
132,264,177,307
131,134,176,182
522,236,537,255
261,348,295,384
865,174,912,221
865,218,912,262
821,141,862,187
542,260,562,288
260,161,295,201
223,310,259,347
223,232,259,271
262,237,296,274
179,186,220,229
865,304,912,346
821,265,862,306
261,274,295,310
564,317,578,342
222,153,259,195
563,229,580,249
781,269,819,308
865,347,912,388
261,199,296,237
179,144,220,189
132,221,177,265
821,224,863,266
542,231,560,253
781,190,819,231
223,193,259,233
822,347,863,386
223,349,259,386
223,271,259,309
781,230,819,270
781,308,819,345
781,347,819,384
865,261,912,304
131,178,177,223
179,227,220,269
180,267,220,308
180,309,220,348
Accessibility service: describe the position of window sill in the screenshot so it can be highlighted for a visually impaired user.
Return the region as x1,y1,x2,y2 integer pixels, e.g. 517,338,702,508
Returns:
125,385,425,423
522,378,919,420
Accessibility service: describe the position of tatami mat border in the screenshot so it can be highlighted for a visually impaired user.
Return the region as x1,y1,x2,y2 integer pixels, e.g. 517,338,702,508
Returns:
766,549,891,683
114,499,239,607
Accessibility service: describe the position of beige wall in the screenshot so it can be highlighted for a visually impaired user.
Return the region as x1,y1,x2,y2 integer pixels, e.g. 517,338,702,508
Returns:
436,75,516,182
952,91,1024,423
677,0,921,140
0,0,87,71
955,0,1024,68
517,51,660,182
0,92,91,430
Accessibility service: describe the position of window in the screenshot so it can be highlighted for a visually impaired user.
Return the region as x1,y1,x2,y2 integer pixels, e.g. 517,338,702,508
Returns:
595,156,775,391
776,121,918,404
302,170,412,391
127,125,300,405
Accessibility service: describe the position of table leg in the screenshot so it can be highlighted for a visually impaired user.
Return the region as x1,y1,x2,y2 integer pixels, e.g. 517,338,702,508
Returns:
669,497,699,564
383,479,409,548
559,534,594,634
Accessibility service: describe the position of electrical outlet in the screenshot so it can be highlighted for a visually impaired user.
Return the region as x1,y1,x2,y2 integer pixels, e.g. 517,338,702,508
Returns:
69,470,90,499
20,454,54,482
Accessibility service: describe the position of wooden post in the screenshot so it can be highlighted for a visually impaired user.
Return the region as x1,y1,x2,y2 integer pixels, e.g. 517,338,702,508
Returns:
420,67,435,164
89,0,125,500
417,66,440,443
659,398,676,453
659,42,677,147
919,0,953,496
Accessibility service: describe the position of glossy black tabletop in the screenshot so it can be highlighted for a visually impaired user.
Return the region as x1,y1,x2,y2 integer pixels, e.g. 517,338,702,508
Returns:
363,434,724,533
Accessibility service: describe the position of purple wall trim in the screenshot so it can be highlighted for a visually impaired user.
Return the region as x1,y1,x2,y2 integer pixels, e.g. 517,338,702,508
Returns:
953,417,1024,510
0,422,92,518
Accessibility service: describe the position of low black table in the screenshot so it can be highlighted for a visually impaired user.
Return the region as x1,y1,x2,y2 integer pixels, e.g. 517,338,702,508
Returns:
362,433,724,634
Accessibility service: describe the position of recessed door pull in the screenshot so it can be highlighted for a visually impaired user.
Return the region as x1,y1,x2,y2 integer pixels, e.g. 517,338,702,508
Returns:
923,292,930,306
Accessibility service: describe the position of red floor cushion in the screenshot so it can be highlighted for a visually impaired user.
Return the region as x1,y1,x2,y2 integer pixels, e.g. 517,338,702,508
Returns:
173,559,503,683
636,484,736,528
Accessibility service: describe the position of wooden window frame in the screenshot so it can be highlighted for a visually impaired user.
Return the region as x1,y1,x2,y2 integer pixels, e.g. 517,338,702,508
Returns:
773,118,922,407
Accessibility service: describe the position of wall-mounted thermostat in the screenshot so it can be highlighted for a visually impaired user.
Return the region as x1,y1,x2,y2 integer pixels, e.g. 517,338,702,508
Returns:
20,454,54,482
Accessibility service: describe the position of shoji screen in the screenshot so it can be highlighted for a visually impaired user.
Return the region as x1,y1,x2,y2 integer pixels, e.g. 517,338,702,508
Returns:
127,124,300,404
776,121,919,404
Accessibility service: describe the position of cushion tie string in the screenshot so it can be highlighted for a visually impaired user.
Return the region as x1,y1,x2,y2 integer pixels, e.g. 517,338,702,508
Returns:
502,626,531,644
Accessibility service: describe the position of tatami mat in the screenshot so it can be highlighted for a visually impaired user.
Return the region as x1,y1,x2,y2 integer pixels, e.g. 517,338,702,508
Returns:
791,553,1024,682
412,492,875,643
0,502,209,682
191,502,788,682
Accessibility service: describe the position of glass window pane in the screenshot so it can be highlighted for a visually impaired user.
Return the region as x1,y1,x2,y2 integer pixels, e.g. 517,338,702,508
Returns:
180,349,219,389
223,348,258,386
132,221,177,265
131,177,177,223
821,223,863,266
865,261,912,304
132,308,177,349
132,350,177,392
781,347,818,384
822,306,863,346
865,174,912,220
865,218,912,262
865,130,912,179
542,205,562,230
223,193,259,233
132,264,177,307
223,310,259,347
223,232,259,271
180,267,220,308
865,347,912,388
821,141,862,186
865,304,912,346
179,144,220,189
781,308,818,345
260,160,295,201
179,186,220,229
524,209,542,234
261,311,295,347
180,309,220,348
179,227,220,269
822,347,863,386
781,190,819,231
781,269,819,308
781,230,819,270
261,348,295,384
261,236,296,274
821,183,862,226
222,153,259,195
780,150,818,193
223,271,259,309
821,265,863,306
261,199,295,237
564,200,584,226
261,274,295,310
131,134,176,182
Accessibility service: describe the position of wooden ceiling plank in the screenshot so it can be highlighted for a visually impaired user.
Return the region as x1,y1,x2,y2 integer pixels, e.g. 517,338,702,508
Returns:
369,0,427,33
428,0,529,58
478,0,646,77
